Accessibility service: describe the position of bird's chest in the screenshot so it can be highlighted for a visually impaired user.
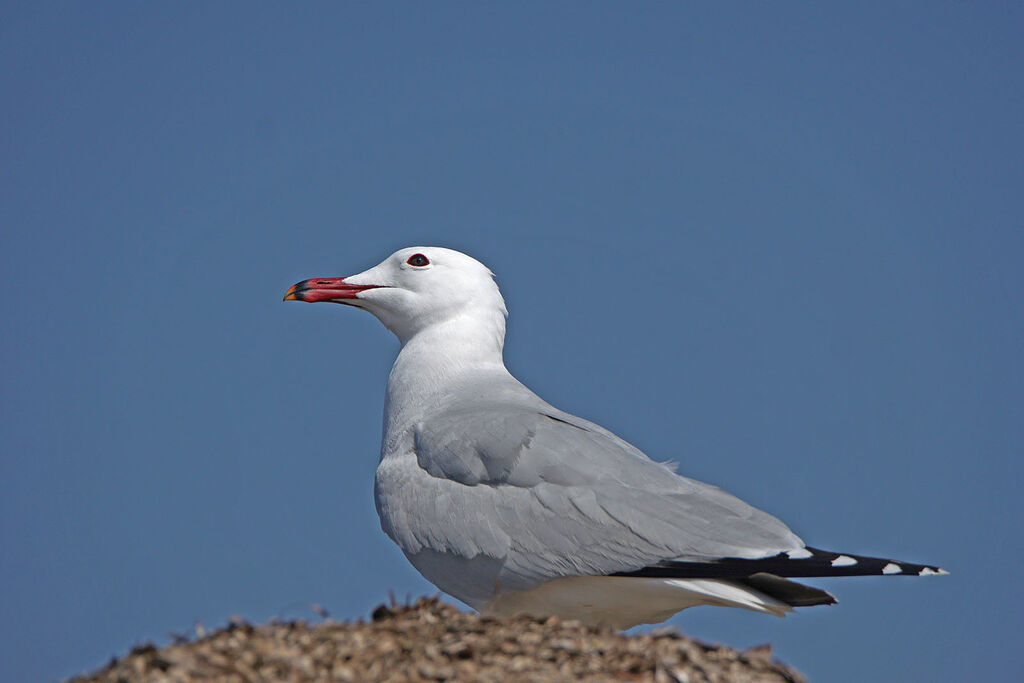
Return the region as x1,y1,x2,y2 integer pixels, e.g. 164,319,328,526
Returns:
373,448,512,607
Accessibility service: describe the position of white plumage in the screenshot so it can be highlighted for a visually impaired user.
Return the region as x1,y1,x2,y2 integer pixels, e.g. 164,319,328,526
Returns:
285,246,946,629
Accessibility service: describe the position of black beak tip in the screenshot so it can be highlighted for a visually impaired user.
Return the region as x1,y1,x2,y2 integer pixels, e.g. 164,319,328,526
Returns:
284,281,308,302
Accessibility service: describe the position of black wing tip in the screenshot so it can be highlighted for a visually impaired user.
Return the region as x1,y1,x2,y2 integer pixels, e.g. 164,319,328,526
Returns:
609,548,946,612
802,547,948,577
613,547,948,580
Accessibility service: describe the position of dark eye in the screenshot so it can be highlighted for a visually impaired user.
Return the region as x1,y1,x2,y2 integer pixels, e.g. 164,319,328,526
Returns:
406,253,430,267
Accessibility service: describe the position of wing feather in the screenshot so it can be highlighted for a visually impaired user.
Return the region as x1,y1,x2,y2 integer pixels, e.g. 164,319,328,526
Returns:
375,400,804,598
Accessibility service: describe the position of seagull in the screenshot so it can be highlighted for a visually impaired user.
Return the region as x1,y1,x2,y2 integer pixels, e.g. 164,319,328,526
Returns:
284,246,946,629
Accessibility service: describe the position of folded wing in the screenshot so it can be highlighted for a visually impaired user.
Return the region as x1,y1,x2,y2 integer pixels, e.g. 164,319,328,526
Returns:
379,399,807,595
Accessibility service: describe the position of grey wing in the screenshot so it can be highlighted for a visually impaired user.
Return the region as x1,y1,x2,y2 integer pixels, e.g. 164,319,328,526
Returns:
376,402,804,595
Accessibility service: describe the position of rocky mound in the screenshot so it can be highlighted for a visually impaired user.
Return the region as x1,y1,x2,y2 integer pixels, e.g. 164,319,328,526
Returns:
73,597,804,682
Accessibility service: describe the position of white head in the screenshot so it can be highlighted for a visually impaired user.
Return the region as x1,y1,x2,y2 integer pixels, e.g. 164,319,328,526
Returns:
285,246,508,347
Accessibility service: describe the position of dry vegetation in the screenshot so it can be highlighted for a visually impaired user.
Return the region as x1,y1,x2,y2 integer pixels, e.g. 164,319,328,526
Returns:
73,597,804,682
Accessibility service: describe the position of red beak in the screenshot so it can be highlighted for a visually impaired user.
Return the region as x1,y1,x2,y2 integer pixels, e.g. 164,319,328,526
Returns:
283,278,382,303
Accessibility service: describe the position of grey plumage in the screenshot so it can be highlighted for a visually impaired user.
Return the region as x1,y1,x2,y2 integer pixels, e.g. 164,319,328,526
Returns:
287,246,945,628
375,370,803,603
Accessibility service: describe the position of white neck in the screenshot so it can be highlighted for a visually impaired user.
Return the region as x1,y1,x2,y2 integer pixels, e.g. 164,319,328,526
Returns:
382,310,509,450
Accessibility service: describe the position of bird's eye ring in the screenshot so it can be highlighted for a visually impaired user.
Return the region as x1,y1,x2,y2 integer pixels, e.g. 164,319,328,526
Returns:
407,253,430,267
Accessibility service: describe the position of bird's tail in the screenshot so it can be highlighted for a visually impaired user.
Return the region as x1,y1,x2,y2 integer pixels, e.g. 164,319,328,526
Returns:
612,547,946,615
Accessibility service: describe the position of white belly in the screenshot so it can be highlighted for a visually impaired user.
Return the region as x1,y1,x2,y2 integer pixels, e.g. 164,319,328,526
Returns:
480,575,792,630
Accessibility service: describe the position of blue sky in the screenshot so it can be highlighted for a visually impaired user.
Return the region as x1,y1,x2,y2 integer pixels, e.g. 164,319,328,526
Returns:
2,3,1021,681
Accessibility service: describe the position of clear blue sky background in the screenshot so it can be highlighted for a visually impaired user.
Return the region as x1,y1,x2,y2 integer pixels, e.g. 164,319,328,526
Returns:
2,3,1021,681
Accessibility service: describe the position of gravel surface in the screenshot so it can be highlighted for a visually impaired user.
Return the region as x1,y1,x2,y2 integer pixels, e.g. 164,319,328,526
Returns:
72,597,805,682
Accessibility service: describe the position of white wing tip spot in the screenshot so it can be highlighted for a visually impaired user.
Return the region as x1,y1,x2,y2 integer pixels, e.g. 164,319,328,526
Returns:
786,548,813,559
882,562,902,574
919,567,948,576
831,555,858,567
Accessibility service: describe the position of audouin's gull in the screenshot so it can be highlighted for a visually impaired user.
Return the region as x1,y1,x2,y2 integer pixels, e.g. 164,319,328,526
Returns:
285,246,945,629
